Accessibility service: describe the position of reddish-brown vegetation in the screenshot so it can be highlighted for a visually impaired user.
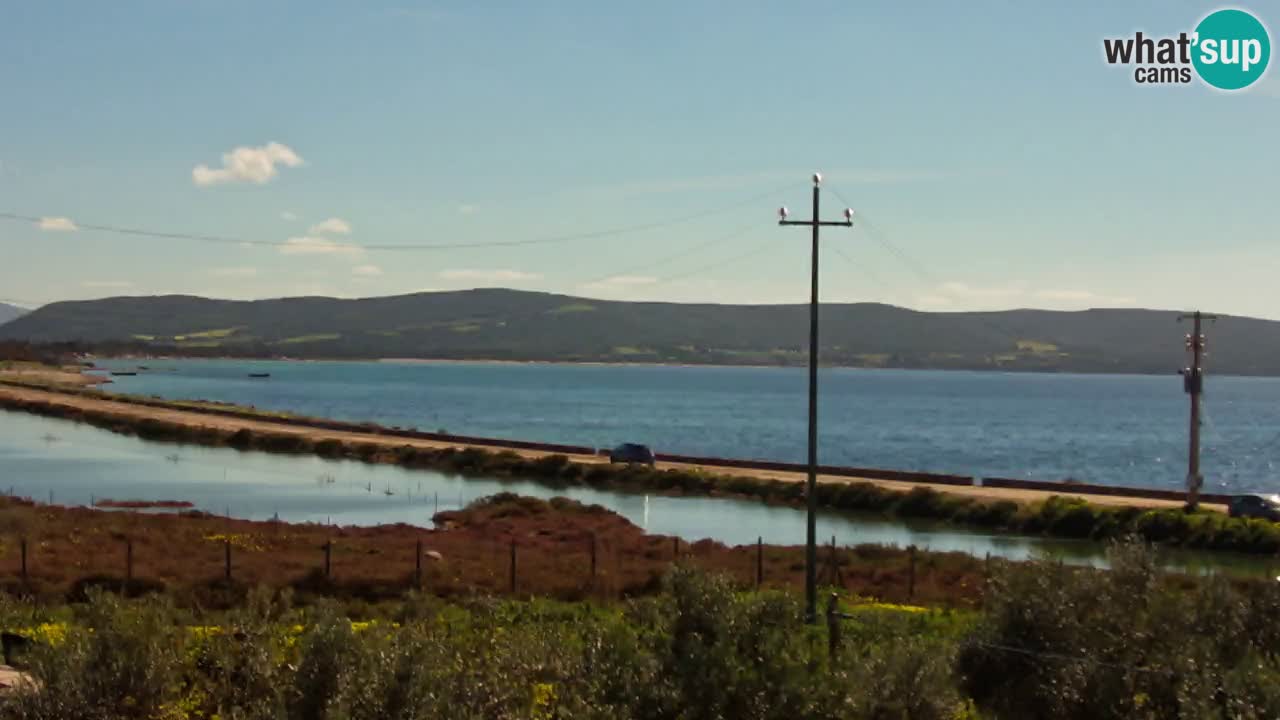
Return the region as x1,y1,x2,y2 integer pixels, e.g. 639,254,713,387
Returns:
0,493,987,608
91,499,194,509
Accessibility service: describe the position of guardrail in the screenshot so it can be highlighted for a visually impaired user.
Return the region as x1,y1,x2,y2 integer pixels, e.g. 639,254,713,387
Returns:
980,476,1233,505
651,451,975,486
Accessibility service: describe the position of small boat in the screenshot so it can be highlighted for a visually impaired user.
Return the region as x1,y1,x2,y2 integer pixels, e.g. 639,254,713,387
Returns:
137,365,150,371
247,372,271,379
110,371,137,377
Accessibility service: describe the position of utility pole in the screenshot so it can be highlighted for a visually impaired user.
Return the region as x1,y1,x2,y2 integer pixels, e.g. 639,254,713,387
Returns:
778,173,853,623
1178,310,1217,510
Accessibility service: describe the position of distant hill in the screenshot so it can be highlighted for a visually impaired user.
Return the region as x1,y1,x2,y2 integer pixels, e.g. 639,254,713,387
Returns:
0,302,27,326
1,289,1275,374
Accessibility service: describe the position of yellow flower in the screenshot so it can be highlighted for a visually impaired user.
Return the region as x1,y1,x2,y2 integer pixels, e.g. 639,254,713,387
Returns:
851,602,929,614
531,683,557,720
14,622,69,647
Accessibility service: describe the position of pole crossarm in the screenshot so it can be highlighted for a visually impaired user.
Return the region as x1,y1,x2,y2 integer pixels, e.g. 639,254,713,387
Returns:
780,220,854,227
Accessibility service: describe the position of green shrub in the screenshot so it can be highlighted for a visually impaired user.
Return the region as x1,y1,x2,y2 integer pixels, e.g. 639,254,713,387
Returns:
5,590,185,720
958,540,1280,719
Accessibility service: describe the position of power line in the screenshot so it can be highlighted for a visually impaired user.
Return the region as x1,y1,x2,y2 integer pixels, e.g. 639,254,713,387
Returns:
640,229,778,289
0,228,777,314
577,220,763,290
0,182,798,254
828,244,892,296
825,185,1033,348
969,641,1175,676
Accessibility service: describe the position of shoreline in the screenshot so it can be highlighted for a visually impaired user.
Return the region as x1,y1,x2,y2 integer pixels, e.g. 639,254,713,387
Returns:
1,381,1275,556
86,354,1255,379
0,377,1216,511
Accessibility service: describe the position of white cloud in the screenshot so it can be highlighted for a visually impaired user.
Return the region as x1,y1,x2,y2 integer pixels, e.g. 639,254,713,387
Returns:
279,236,365,258
916,294,955,308
439,269,541,282
917,281,1137,311
280,211,298,221
37,216,78,232
1034,289,1136,305
352,264,383,277
309,217,352,235
581,275,658,290
192,142,304,186
209,267,259,278
937,281,1025,299
82,280,133,289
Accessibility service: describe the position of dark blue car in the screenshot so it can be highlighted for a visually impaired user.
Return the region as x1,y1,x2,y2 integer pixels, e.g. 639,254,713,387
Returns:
609,443,656,466
1228,494,1280,521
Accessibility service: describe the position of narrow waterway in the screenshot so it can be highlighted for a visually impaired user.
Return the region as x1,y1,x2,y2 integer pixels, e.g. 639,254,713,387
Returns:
0,410,1273,577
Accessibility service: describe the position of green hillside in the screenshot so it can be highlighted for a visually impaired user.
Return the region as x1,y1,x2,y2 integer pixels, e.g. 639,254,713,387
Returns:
1,289,1274,374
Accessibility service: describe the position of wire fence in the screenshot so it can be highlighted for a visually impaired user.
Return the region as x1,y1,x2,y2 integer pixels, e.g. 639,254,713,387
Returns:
0,513,995,608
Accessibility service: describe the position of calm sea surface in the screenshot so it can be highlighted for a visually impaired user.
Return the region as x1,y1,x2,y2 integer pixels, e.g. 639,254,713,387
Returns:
94,359,1280,494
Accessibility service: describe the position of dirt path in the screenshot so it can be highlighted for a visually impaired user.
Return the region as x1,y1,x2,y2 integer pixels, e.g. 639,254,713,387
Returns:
0,383,1223,513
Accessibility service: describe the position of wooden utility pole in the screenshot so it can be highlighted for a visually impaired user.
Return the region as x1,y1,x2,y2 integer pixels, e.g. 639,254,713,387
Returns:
1179,311,1217,510
778,173,854,623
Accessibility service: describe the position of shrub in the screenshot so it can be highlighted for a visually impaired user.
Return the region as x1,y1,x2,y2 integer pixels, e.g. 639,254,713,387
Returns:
313,438,346,458
958,540,1280,719
5,590,185,720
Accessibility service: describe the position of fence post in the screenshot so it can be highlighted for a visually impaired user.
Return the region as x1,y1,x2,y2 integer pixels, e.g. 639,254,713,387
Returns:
907,545,917,601
20,538,27,583
747,535,757,586
324,540,332,580
126,539,133,585
673,536,680,561
829,535,837,585
826,592,840,661
415,538,423,589
224,539,232,581
509,539,517,594
589,532,597,588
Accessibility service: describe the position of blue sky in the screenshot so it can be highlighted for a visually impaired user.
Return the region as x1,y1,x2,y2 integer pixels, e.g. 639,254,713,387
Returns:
1,1,1277,317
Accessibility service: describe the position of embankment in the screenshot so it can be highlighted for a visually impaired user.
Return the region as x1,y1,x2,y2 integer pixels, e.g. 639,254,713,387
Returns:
0,382,1277,555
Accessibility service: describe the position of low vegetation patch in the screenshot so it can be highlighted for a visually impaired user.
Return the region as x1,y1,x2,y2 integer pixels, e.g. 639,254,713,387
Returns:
0,543,1276,719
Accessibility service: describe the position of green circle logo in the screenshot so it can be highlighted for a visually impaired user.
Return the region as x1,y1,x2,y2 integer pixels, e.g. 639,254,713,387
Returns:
1192,9,1271,90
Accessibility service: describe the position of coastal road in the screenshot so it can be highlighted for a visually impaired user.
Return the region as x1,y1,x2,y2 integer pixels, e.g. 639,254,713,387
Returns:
0,381,1225,513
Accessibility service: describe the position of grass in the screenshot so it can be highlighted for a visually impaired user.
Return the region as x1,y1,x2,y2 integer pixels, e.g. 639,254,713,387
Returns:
547,303,597,314
272,334,341,345
175,341,223,349
183,327,243,340
1015,339,1060,353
